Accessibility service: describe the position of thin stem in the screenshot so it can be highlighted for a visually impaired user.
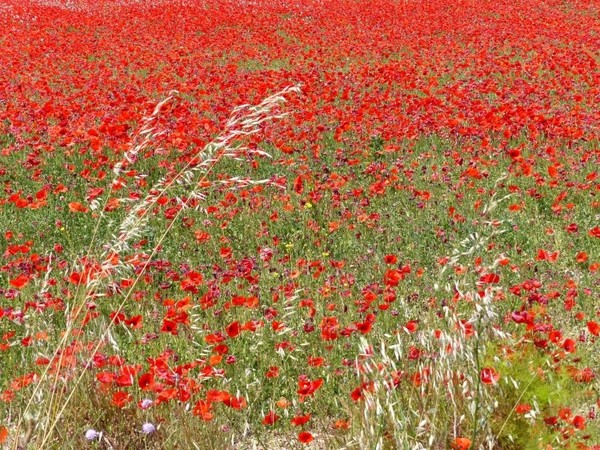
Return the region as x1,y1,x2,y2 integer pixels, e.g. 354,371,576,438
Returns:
35,85,299,447
471,312,486,447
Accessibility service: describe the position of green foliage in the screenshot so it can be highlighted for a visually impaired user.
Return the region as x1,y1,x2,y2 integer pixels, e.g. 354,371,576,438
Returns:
490,345,587,449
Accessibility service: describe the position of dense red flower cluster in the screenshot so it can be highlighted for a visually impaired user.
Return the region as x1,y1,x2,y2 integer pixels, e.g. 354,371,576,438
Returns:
0,0,599,447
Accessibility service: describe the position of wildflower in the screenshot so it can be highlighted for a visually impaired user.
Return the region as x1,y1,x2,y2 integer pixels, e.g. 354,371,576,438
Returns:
139,398,153,409
291,414,311,426
572,415,586,430
562,338,576,353
384,254,398,264
333,419,350,429
85,429,101,441
141,422,156,435
262,411,279,426
298,431,314,444
515,403,532,415
452,437,471,449
480,367,500,385
587,321,600,336
276,398,289,408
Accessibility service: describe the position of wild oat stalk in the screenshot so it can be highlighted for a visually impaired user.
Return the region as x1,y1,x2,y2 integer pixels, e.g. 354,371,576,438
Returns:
15,85,300,449
349,175,512,450
12,90,178,450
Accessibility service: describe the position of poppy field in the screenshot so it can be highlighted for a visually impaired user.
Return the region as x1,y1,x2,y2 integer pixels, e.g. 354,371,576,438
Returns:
0,0,599,448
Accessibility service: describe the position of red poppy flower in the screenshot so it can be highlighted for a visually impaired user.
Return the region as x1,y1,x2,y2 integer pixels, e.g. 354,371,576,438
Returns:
206,390,231,403
138,373,154,390
478,273,500,284
572,415,586,430
291,414,311,426
192,400,213,421
515,403,532,415
9,275,29,289
333,419,350,429
226,321,241,338
587,321,600,336
384,254,398,264
111,391,132,408
96,372,115,385
451,437,471,450
298,431,313,444
262,411,279,426
562,338,576,353
68,201,88,213
266,366,280,378
297,377,324,398
480,367,500,385
224,396,247,410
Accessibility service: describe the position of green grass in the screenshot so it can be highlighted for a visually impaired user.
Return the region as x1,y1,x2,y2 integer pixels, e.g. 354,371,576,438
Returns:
0,119,598,448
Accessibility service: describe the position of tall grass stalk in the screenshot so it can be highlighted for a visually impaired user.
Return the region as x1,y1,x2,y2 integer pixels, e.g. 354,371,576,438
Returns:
13,85,300,449
12,90,179,450
348,177,512,449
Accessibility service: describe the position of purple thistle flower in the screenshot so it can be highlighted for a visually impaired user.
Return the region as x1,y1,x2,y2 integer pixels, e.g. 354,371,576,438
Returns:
139,398,153,409
141,422,156,435
85,429,101,441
